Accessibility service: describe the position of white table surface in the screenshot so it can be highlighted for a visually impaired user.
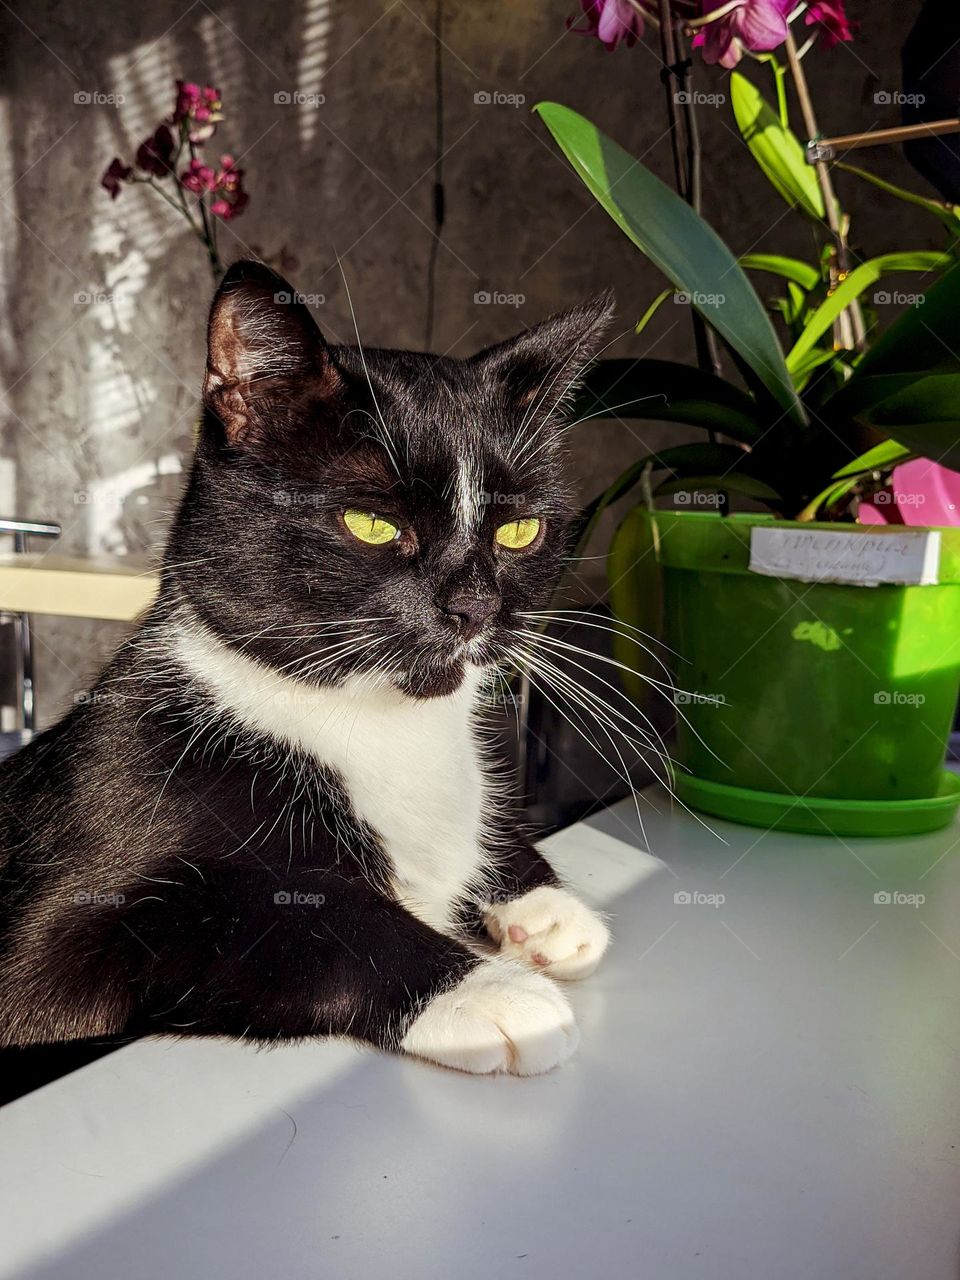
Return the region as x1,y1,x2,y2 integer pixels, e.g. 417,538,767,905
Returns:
2,789,959,1280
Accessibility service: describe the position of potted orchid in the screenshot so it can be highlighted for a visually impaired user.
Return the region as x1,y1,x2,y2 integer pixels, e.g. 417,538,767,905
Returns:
539,0,960,836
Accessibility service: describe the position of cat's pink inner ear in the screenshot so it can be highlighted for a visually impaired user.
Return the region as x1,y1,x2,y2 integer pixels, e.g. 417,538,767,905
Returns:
203,261,341,446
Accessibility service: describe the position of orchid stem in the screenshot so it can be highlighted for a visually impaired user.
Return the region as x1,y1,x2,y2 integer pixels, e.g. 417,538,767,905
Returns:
784,30,865,351
758,55,790,128
657,0,727,514
188,142,224,281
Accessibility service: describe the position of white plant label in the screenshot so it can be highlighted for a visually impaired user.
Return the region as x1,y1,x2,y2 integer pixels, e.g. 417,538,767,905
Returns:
748,526,941,587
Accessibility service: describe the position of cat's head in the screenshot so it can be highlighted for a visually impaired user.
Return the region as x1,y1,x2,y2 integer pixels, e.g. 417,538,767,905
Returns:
168,260,613,699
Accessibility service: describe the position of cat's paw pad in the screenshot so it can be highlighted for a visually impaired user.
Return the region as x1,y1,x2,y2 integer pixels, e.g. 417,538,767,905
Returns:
400,958,578,1076
484,885,610,981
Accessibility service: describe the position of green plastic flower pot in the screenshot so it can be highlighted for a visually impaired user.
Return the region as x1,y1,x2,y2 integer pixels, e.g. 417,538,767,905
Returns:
608,509,960,837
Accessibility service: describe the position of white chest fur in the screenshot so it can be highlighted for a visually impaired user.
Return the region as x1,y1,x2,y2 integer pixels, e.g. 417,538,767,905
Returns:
172,620,489,931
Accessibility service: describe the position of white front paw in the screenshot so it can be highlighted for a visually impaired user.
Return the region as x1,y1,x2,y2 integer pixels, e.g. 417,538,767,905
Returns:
484,885,610,981
400,957,578,1076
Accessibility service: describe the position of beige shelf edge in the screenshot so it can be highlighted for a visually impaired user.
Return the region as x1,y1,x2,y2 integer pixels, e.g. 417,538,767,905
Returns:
0,554,160,622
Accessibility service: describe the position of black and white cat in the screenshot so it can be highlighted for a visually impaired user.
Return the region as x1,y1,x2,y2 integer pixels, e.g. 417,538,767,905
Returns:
0,261,611,1075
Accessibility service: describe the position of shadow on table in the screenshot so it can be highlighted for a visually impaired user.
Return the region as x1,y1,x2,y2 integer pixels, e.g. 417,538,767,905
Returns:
11,1010,625,1280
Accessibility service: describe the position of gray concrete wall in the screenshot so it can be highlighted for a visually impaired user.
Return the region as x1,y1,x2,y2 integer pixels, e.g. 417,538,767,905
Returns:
0,0,936,723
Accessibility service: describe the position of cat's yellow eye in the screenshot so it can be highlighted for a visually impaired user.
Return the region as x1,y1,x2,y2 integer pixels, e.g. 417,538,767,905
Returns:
343,509,401,545
495,517,541,551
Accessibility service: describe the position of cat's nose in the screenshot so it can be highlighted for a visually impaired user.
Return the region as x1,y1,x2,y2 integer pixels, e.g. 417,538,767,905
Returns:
443,592,500,641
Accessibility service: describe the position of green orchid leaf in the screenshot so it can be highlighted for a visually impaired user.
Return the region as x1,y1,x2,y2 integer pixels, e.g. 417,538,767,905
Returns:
787,252,952,375
731,73,825,219
796,476,860,523
836,162,960,234
571,358,766,443
853,257,960,380
831,439,913,479
536,101,806,429
635,289,674,336
825,372,925,420
573,442,776,551
790,346,841,388
652,473,781,503
864,373,960,468
740,253,820,291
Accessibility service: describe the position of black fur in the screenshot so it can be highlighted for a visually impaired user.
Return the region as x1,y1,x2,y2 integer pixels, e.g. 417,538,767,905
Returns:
0,261,612,1053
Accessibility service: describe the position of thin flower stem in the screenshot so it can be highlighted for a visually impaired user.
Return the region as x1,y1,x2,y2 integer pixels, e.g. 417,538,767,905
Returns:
757,54,790,128
684,0,744,27
188,141,224,281
145,176,200,233
657,0,727,513
623,0,659,26
784,30,866,351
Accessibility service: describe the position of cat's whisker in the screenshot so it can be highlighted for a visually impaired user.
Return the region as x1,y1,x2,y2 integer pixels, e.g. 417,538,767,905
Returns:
499,641,650,846
336,255,402,479
513,631,672,757
507,638,729,844
522,628,725,764
519,609,681,681
528,629,683,705
272,633,384,679
509,633,674,775
520,608,678,655
509,636,676,790
519,629,716,742
526,632,729,777
508,314,625,465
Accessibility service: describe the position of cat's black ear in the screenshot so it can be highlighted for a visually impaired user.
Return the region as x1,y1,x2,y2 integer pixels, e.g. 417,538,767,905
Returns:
473,293,615,421
203,259,342,447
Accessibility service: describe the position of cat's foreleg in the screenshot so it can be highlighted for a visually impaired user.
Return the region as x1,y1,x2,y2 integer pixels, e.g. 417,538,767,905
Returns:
478,832,610,981
138,868,578,1076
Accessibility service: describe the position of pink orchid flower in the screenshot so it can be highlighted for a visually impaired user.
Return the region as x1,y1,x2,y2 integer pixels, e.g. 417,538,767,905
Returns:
135,124,175,177
692,0,793,69
210,156,249,220
100,157,132,199
859,460,960,528
180,158,218,194
173,79,222,143
567,0,648,50
805,0,855,48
